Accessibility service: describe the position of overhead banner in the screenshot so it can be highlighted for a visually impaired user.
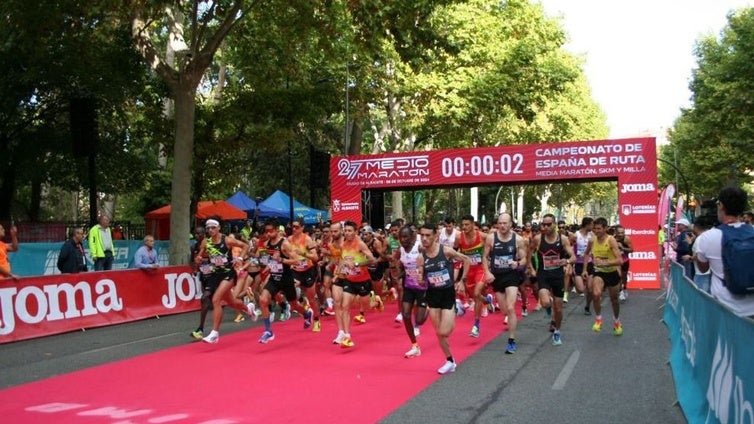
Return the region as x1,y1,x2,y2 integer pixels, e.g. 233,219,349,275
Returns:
330,137,659,288
0,266,199,344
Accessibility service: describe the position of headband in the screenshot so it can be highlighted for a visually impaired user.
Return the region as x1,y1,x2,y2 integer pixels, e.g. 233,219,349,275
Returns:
205,219,220,228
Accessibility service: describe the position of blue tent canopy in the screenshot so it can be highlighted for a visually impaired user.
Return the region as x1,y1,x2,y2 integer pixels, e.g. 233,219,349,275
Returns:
259,190,329,224
226,190,257,214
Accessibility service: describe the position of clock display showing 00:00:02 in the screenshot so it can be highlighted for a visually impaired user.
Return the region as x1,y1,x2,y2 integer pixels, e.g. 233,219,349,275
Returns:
440,154,524,178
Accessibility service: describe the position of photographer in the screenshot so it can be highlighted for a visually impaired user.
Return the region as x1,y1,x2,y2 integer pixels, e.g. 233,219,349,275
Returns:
671,218,694,278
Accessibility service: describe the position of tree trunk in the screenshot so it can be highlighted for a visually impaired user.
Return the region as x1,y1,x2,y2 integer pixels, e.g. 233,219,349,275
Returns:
168,85,196,265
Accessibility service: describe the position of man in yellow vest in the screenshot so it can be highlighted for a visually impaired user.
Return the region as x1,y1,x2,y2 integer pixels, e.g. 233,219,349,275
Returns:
89,215,114,271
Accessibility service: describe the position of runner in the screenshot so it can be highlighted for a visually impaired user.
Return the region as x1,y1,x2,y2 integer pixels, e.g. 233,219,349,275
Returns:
332,220,377,348
288,219,321,332
483,212,528,354
558,220,573,303
571,217,594,315
418,223,471,374
195,217,255,344
392,225,428,358
257,219,313,344
582,217,624,336
454,214,490,338
384,220,405,323
361,225,386,315
529,214,576,346
613,225,633,302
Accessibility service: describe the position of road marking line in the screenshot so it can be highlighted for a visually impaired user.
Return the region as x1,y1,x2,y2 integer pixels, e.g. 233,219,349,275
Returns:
82,333,182,354
552,349,580,390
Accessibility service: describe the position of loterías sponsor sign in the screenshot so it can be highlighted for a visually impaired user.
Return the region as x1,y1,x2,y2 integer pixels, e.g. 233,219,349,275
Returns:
0,266,199,343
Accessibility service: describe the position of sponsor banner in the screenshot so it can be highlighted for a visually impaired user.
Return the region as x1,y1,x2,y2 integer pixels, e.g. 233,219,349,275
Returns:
0,266,199,343
664,262,754,423
8,241,172,277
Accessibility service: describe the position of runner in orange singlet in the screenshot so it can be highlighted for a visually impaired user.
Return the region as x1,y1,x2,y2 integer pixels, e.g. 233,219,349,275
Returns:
455,214,490,338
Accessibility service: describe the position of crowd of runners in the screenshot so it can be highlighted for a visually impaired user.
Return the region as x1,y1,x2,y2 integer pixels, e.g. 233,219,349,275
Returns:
190,212,633,375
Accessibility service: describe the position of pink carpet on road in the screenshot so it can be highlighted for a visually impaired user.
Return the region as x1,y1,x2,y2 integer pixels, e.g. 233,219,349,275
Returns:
0,299,529,423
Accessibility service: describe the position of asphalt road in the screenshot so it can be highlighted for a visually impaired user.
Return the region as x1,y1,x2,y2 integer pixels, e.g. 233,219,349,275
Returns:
0,290,686,423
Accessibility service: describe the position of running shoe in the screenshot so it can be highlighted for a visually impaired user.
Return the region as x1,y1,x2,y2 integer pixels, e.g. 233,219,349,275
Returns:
455,299,466,317
340,337,354,348
614,321,623,336
354,314,366,324
395,312,403,323
304,309,313,329
373,295,385,312
563,292,569,303
191,329,203,340
281,304,291,321
414,327,421,337
470,325,480,338
258,330,275,344
505,341,517,354
584,307,591,316
481,307,489,317
405,345,421,358
324,306,335,316
619,290,627,303
437,361,457,375
552,332,562,346
333,331,345,344
233,314,245,323
246,302,258,322
592,318,603,333
521,308,528,317
312,320,321,333
485,294,495,313
202,332,219,344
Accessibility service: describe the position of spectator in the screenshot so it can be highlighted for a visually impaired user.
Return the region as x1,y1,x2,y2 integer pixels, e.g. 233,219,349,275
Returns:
690,216,714,293
742,211,754,225
0,223,19,280
671,218,693,278
134,235,159,270
89,215,114,271
241,219,253,241
57,227,87,274
695,185,754,318
112,225,125,240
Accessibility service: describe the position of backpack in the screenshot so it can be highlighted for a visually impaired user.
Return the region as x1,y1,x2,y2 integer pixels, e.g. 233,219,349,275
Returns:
718,224,754,295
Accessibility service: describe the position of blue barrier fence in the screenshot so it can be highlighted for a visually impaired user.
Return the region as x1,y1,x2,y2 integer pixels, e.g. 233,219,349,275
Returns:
664,261,754,423
7,241,173,276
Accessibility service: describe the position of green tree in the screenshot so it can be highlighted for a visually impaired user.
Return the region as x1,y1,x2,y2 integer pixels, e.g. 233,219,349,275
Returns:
666,7,754,198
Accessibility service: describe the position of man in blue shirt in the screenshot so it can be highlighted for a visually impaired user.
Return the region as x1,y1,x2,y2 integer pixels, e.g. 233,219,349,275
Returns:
134,235,159,270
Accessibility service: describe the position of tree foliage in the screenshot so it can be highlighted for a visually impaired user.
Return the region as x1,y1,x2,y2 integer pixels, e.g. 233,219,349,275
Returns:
665,7,754,198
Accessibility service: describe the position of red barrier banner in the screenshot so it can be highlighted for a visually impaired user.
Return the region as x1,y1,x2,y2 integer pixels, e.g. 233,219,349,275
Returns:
0,266,199,344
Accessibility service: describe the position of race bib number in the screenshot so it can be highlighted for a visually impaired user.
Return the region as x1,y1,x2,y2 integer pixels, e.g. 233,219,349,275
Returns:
426,268,452,288
468,253,482,265
200,263,213,275
543,254,561,271
210,254,228,267
258,254,269,266
493,255,514,271
576,244,587,257
267,260,283,274
292,258,308,272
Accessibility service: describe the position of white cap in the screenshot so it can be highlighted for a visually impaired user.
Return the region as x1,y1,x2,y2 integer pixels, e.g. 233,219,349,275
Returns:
676,218,690,227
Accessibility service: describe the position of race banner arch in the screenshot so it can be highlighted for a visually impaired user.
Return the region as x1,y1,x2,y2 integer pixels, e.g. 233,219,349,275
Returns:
330,137,659,289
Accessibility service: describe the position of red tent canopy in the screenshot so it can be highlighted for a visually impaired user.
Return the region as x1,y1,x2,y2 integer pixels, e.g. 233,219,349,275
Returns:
145,200,247,240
